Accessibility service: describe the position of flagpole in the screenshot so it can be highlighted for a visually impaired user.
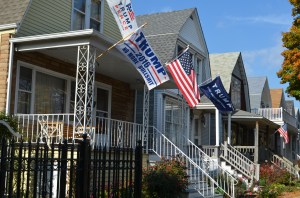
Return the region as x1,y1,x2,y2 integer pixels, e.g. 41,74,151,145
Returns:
96,22,147,60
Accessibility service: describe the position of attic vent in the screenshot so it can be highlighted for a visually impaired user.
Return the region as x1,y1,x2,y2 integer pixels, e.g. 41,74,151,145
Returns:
190,15,194,20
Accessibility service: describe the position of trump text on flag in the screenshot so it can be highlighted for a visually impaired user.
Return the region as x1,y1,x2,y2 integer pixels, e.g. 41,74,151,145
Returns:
116,29,169,90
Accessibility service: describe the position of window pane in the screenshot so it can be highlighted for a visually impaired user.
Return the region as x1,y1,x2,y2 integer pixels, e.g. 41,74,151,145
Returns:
91,0,101,21
70,81,76,113
73,11,85,30
19,66,32,91
96,88,109,117
35,72,66,114
90,19,100,31
17,92,31,114
74,0,86,12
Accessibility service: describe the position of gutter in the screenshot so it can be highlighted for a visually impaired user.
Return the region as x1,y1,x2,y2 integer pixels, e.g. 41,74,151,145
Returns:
5,39,14,115
0,23,17,31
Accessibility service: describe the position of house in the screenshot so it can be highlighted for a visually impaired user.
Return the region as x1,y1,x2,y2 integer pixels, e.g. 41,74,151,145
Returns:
0,0,184,148
247,79,300,177
136,8,211,145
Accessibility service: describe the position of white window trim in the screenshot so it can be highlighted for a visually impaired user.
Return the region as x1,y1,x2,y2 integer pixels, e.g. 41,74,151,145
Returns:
71,0,104,32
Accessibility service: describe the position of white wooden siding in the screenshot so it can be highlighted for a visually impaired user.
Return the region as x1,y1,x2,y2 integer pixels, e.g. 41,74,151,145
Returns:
102,0,122,42
17,0,71,36
179,18,204,51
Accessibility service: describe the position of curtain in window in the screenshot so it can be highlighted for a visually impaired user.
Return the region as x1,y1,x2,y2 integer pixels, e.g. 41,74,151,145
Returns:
35,72,66,113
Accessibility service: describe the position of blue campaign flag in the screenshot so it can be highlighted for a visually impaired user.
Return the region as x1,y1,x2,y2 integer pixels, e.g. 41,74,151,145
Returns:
199,76,234,112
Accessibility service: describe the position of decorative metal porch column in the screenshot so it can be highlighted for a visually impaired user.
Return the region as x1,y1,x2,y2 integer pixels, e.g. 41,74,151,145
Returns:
143,85,149,152
73,45,96,140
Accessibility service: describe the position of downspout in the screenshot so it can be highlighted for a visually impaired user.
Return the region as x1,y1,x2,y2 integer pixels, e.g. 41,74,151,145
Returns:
5,39,14,115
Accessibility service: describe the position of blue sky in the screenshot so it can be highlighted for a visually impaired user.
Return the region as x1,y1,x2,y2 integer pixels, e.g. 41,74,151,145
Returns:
132,0,300,109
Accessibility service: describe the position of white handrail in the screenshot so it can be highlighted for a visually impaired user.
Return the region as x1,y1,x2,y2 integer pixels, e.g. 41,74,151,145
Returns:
221,142,259,181
148,127,235,198
271,154,299,178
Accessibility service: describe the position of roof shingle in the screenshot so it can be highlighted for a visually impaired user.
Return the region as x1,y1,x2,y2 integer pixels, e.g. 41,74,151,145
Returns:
0,0,30,25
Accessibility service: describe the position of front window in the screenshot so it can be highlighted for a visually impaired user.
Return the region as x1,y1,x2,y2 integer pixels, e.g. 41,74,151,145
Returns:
17,66,67,114
165,97,183,143
72,0,102,31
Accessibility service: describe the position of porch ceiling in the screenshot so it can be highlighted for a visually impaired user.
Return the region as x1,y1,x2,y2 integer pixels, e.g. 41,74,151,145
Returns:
11,30,177,90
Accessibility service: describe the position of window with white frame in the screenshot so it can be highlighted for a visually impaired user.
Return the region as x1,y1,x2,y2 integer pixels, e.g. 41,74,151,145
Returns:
72,0,102,31
16,63,111,116
17,66,68,114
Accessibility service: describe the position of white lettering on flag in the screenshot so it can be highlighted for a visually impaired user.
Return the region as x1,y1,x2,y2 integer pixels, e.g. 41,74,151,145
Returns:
106,0,138,38
116,28,169,90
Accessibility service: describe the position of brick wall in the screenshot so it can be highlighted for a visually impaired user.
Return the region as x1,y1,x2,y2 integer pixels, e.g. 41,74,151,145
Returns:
12,51,135,122
0,33,11,112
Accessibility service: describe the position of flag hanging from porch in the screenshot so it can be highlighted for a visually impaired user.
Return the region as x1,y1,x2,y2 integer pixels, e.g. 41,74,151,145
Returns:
199,76,234,112
106,0,138,38
276,123,289,144
166,48,201,108
116,28,170,90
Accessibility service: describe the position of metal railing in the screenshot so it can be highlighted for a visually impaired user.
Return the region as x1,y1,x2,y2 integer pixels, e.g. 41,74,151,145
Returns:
15,114,143,148
0,136,143,198
221,142,259,181
148,127,235,198
251,107,298,127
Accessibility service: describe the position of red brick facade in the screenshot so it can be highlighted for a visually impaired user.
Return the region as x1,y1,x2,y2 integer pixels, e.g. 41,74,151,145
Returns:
11,51,135,122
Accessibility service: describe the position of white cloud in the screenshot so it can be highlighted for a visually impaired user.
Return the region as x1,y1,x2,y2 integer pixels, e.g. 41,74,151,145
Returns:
242,41,285,77
226,14,292,26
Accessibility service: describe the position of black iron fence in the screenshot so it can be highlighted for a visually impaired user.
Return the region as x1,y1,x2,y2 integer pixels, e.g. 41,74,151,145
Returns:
0,135,143,198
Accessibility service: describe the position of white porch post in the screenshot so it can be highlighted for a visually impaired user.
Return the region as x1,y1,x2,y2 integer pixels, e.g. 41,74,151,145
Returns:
254,121,259,164
215,108,220,146
73,45,96,140
143,85,149,152
227,113,232,144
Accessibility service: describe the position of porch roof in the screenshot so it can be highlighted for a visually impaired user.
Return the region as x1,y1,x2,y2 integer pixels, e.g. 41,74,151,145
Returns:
10,29,177,90
227,110,280,129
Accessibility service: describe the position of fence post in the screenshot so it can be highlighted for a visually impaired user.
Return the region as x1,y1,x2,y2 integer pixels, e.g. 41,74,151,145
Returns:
76,134,90,198
59,140,68,198
134,141,143,198
0,138,7,197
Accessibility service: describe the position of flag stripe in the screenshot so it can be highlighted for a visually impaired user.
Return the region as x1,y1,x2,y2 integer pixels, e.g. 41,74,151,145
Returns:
167,60,198,107
277,124,289,144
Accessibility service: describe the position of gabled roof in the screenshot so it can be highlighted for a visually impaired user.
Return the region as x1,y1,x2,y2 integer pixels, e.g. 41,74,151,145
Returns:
248,76,267,94
248,76,268,109
136,8,195,64
270,88,284,108
0,0,30,26
209,52,241,92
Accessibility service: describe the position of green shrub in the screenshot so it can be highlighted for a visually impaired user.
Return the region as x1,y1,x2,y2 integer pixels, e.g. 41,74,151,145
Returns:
0,112,19,140
258,183,285,198
142,157,188,198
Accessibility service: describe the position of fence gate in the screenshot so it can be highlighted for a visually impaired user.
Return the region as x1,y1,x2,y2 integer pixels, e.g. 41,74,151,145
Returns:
0,136,143,198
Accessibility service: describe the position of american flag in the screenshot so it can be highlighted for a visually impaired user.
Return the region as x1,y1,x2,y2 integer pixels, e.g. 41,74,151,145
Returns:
166,49,200,107
277,123,289,144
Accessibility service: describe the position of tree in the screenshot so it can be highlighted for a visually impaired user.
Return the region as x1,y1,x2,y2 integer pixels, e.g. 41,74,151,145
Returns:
278,0,300,100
